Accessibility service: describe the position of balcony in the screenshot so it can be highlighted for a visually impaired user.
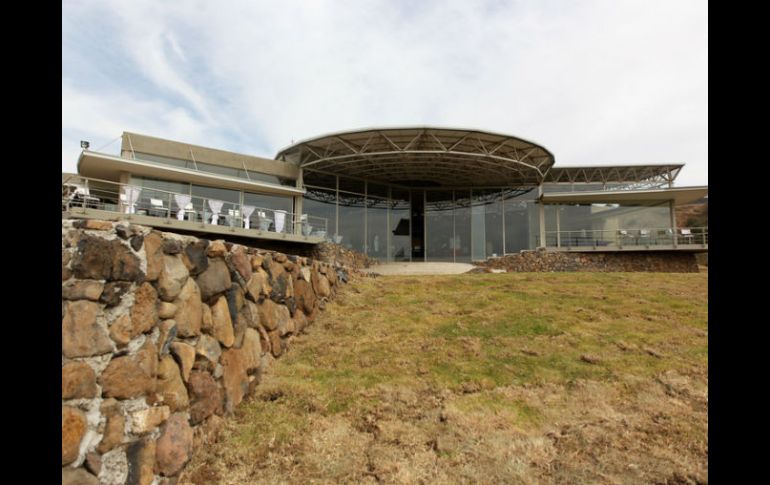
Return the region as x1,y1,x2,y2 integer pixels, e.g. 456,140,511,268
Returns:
540,227,708,252
62,176,329,244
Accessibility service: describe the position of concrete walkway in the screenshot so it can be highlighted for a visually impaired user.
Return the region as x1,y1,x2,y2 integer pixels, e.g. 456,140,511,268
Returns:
369,262,476,275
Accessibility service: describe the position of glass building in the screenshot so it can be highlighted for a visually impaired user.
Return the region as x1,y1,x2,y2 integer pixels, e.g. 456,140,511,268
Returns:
70,128,708,258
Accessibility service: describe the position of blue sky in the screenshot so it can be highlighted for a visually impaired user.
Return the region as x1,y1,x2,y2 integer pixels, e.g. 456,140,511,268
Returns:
62,0,707,185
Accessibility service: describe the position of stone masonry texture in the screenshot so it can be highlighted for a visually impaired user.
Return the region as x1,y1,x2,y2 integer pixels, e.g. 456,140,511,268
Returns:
61,219,354,484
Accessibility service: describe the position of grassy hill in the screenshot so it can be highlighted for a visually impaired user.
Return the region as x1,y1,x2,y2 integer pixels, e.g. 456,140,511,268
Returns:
180,272,708,485
676,197,708,228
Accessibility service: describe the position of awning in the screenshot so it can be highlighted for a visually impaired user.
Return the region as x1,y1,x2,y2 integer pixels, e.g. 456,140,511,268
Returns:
78,151,305,197
541,186,708,205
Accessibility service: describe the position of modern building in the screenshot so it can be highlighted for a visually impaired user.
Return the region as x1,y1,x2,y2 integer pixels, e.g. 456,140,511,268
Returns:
65,127,708,261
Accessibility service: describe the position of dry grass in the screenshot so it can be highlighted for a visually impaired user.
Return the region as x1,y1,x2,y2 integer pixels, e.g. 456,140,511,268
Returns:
180,272,708,485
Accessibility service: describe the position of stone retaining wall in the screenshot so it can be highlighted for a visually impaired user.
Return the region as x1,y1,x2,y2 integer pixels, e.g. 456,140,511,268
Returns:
477,250,699,273
311,241,379,269
61,219,352,485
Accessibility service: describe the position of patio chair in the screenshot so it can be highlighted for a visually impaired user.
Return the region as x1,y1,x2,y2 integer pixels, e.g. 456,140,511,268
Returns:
617,229,631,246
183,203,197,221
257,211,272,231
149,198,167,217
679,228,694,244
227,209,241,227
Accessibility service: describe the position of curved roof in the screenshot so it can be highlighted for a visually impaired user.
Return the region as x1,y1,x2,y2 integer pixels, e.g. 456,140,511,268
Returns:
275,127,555,187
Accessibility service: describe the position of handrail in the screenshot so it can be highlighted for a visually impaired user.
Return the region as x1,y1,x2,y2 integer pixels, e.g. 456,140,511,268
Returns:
540,227,708,247
62,176,328,238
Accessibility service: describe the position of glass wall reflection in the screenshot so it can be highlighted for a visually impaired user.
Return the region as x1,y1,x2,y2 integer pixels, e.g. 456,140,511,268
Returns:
426,190,454,262
366,195,389,260
472,189,503,260
454,191,472,263
390,189,411,261
504,188,538,254
302,187,336,238
338,192,365,253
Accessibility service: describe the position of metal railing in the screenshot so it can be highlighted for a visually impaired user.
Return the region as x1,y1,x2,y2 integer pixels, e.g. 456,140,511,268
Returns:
62,176,328,238
540,227,708,248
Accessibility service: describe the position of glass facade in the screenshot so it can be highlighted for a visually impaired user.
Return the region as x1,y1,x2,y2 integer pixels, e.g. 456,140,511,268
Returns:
337,193,365,253
302,187,336,237
297,171,676,261
127,166,678,260
390,190,411,261
127,175,296,227
504,188,539,254
543,201,671,247
366,196,389,260
472,189,504,260
425,191,455,262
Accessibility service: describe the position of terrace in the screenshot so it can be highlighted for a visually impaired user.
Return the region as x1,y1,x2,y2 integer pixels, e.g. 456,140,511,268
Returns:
62,176,328,244
541,227,708,252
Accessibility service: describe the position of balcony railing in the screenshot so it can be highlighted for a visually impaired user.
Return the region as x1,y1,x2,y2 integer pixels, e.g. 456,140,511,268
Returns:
62,176,328,239
540,227,708,249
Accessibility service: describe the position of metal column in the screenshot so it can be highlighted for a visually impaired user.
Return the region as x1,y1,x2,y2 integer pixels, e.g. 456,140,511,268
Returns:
669,199,677,247
538,185,546,248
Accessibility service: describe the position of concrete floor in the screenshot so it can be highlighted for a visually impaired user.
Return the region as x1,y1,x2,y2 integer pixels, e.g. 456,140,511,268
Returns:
369,262,477,275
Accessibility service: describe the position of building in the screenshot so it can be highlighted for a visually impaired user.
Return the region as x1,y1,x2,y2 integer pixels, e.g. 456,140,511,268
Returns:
65,127,708,262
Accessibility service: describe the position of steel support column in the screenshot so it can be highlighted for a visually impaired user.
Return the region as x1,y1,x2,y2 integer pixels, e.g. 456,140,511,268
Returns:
669,199,677,247
538,185,546,248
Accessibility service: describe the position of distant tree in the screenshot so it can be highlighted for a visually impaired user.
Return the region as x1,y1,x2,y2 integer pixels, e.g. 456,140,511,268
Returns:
686,203,708,227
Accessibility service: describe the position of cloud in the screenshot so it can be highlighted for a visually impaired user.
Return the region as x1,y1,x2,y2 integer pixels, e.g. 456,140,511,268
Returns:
62,0,707,185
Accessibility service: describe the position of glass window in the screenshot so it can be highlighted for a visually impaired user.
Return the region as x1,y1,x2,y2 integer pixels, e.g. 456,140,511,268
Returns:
546,202,671,247
129,176,190,217
389,189,410,262
134,152,196,170
194,161,241,179
302,188,336,238
425,190,454,262
367,183,389,199
130,176,189,195
472,189,503,260
338,192,365,253
135,152,293,186
243,192,293,213
454,191,472,263
191,184,240,224
504,189,538,254
303,170,337,190
366,196,389,260
244,192,294,232
338,175,365,195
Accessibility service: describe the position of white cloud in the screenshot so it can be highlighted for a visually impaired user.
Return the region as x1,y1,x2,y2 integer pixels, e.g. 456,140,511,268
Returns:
62,0,707,185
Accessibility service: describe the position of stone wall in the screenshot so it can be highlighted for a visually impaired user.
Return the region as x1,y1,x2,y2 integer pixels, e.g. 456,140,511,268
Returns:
61,219,351,485
477,250,699,273
311,241,379,269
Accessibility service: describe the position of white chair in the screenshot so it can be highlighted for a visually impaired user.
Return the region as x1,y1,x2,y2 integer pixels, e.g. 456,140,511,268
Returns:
183,203,197,221
227,209,241,227
679,228,694,244
257,211,272,231
617,229,631,246
150,198,167,217
300,214,312,235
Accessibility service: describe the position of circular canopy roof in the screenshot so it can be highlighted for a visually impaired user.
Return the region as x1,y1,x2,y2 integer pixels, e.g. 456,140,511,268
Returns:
275,127,555,187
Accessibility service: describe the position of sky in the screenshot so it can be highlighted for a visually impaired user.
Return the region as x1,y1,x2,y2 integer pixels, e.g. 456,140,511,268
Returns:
62,0,708,186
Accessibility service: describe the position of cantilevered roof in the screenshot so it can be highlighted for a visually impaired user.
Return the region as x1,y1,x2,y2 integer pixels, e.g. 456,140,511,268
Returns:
78,151,304,197
276,127,556,187
544,164,683,185
542,186,707,205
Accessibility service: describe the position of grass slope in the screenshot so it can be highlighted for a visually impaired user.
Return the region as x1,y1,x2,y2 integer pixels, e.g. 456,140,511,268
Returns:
180,272,708,485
